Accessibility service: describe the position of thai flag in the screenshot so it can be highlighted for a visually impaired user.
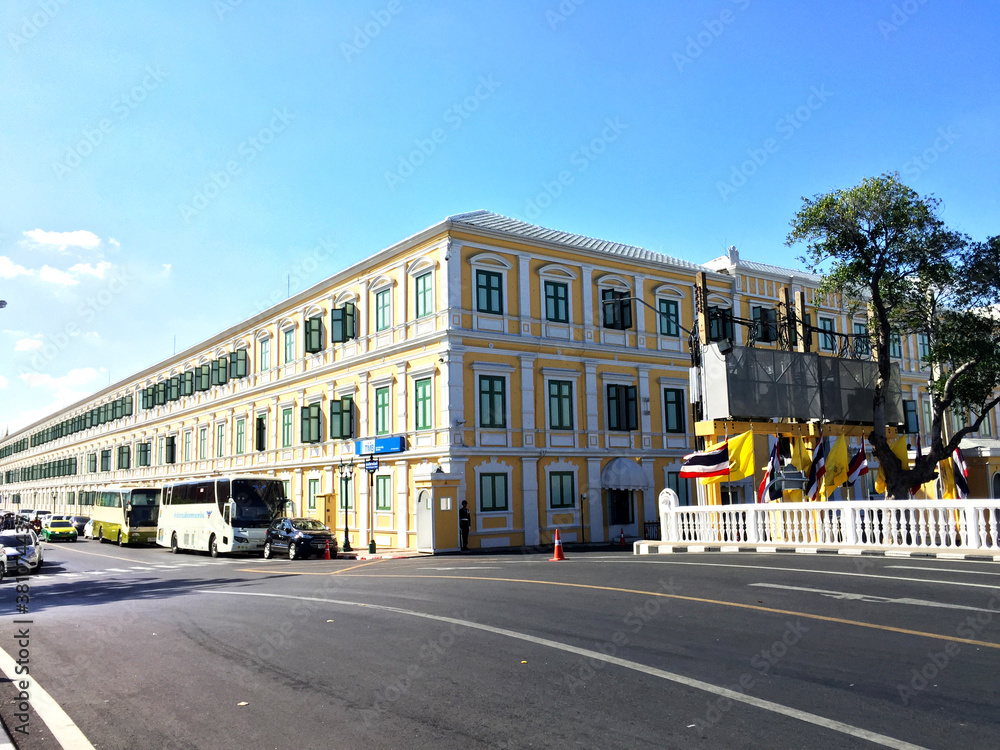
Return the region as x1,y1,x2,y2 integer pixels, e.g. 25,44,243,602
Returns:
847,442,868,484
679,442,729,479
757,440,781,502
953,446,969,498
805,438,827,501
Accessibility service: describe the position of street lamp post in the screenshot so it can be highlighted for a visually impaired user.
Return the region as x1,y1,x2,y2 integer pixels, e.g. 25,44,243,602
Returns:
364,453,380,554
337,457,354,552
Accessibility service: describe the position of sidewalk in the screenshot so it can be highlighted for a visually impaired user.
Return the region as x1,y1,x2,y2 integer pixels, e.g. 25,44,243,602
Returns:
336,547,423,561
635,540,1000,562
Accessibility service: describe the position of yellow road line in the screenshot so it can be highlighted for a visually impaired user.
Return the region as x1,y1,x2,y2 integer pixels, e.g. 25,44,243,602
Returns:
344,573,1000,650
237,559,385,576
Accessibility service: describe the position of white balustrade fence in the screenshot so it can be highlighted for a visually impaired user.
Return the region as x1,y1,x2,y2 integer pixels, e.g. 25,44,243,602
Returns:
658,498,1000,551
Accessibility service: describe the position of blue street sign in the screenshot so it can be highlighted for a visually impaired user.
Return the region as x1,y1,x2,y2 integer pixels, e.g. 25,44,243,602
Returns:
364,459,380,472
355,436,407,455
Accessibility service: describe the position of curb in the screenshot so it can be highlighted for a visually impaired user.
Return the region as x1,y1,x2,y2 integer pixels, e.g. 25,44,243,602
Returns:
633,542,1000,562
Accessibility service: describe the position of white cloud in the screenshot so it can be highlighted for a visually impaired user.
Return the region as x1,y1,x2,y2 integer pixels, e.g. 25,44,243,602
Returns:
23,229,102,251
38,265,79,286
68,261,113,279
18,368,104,407
0,375,7,389
0,256,34,279
14,337,43,352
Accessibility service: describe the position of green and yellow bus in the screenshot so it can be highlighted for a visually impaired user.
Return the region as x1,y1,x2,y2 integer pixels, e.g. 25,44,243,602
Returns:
92,485,161,545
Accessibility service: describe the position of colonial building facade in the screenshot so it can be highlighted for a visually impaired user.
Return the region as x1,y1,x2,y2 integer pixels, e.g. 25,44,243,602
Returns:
1,211,997,551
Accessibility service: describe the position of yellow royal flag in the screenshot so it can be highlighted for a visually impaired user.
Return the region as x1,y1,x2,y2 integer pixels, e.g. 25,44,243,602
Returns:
875,436,909,494
823,435,850,497
699,431,755,485
940,459,958,499
787,436,812,501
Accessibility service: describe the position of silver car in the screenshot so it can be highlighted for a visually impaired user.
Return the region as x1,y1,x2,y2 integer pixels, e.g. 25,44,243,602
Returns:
0,531,44,575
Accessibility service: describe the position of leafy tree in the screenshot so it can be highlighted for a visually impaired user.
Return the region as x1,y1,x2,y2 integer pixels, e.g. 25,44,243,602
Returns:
787,173,1000,499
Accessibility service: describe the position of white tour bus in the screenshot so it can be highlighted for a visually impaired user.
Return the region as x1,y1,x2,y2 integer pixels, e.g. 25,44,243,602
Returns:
92,485,161,545
156,475,288,556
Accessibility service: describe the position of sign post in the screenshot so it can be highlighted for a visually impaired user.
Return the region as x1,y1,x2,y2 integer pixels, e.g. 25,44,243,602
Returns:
337,457,354,553
364,454,380,554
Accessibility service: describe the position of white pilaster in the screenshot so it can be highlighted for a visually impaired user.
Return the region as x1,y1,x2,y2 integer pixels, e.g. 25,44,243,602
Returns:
522,456,540,546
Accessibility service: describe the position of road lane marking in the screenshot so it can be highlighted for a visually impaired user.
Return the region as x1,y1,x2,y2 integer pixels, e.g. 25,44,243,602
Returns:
341,574,1000,650
418,566,502,571
0,646,95,749
203,590,928,750
886,565,1000,576
748,583,998,613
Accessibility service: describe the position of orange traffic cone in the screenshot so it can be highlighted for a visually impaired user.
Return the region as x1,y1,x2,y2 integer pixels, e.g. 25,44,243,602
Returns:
618,528,625,546
549,529,566,561
323,538,332,560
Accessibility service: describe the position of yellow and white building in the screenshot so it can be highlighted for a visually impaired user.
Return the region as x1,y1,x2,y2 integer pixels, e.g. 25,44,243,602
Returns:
1,212,998,551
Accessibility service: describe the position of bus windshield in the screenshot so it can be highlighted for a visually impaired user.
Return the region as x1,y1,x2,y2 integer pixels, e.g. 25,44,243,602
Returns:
128,489,160,528
226,479,286,528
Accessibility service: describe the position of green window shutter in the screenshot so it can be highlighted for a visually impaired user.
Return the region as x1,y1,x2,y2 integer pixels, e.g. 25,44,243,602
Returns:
181,371,194,396
305,317,323,353
230,349,249,378
330,399,343,439
345,303,356,340
342,396,353,438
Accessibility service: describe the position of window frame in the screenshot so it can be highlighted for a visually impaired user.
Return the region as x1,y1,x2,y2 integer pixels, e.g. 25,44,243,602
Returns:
375,475,392,511
479,472,508,513
375,289,392,332
549,471,575,509
658,298,680,337
607,384,638,432
547,380,574,431
663,387,686,434
544,280,569,323
414,378,432,431
415,272,433,319
475,270,504,315
478,375,507,429
374,386,391,436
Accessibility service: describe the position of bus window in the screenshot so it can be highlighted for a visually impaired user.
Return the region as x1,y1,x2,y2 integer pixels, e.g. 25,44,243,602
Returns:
230,479,285,527
129,489,160,527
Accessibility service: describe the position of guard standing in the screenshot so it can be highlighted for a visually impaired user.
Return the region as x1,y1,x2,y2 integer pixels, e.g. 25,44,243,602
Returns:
459,500,471,551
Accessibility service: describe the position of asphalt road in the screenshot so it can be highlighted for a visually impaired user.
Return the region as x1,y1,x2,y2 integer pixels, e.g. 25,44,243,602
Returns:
1,540,998,750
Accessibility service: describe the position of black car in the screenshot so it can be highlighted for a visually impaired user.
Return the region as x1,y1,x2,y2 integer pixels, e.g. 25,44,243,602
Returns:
68,516,91,535
263,518,338,560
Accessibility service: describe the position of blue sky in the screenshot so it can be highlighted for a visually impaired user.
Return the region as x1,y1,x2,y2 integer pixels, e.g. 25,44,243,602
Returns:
1,0,998,434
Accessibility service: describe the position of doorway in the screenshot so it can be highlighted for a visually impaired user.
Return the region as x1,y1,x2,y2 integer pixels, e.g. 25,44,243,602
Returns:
607,489,638,538
416,489,433,550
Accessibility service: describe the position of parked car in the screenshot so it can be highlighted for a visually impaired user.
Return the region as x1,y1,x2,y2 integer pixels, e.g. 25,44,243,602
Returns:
0,531,43,575
263,518,338,560
41,520,78,542
82,519,94,539
68,516,90,535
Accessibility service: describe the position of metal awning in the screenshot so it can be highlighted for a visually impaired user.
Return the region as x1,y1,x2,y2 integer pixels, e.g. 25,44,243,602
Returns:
600,457,648,491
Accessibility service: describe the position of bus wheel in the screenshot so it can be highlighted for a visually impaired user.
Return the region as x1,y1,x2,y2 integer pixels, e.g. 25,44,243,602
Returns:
97,526,105,543
169,533,179,554
117,531,124,546
209,535,219,558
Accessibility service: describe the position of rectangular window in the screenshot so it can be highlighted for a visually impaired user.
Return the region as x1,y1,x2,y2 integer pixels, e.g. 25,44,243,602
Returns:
116,445,130,470
216,423,226,458
917,333,931,360
235,418,246,454
301,404,322,444
903,400,919,433
549,472,575,509
183,431,192,462
889,333,903,359
229,349,249,378
607,384,638,431
281,408,293,448
548,380,574,430
479,473,508,512
667,472,690,506
157,437,165,466
283,329,295,364
752,306,778,343
375,289,391,331
305,317,324,353
331,303,356,343
155,382,167,406
375,387,390,435
414,378,432,431
478,376,506,428
376,475,392,511
708,306,734,342
544,281,569,323
255,415,267,451
819,317,836,352
664,388,686,433
921,399,932,437
476,270,503,315
307,478,319,511
88,452,97,473
181,371,194,397
211,357,229,386
415,272,433,319
658,299,679,337
196,364,211,392
330,396,354,439
853,322,870,356
199,426,208,459
168,376,180,402
100,449,111,472
980,409,994,437
137,442,151,467
259,338,271,371
601,289,633,330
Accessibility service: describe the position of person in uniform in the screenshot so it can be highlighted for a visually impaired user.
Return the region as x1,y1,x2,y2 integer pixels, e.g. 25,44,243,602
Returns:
459,500,471,551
